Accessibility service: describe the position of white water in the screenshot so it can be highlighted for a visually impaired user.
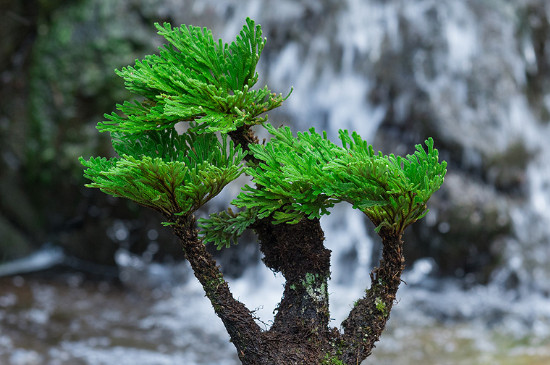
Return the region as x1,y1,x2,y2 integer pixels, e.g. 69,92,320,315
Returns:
204,0,550,301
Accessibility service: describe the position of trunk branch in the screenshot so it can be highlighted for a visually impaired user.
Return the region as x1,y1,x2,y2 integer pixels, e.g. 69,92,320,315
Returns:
170,215,263,362
253,218,331,335
340,229,405,364
228,126,336,363
253,217,333,361
228,126,260,164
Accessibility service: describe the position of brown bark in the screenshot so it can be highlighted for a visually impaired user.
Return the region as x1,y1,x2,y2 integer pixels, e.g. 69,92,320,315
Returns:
228,126,260,163
171,213,337,364
170,215,407,364
253,218,331,338
167,126,408,364
170,215,263,363
340,229,405,364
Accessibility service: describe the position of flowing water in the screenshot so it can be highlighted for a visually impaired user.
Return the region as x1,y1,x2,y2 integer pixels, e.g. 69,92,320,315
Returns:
2,0,550,363
1,257,549,364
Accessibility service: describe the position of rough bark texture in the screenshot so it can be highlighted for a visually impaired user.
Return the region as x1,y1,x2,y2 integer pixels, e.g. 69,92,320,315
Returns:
165,126,409,364
228,126,261,163
170,216,263,363
171,215,335,364
254,217,333,361
340,229,405,363
171,211,406,364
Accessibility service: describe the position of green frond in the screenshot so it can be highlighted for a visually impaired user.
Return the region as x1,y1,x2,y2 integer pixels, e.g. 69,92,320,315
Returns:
80,130,246,217
233,125,447,235
232,124,344,224
97,18,288,134
198,207,259,249
324,134,447,233
81,17,446,250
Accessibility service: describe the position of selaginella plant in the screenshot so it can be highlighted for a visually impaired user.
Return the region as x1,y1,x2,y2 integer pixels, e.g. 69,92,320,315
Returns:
80,18,446,365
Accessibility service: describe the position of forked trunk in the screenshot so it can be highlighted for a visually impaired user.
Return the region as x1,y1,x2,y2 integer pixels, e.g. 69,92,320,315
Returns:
172,216,406,365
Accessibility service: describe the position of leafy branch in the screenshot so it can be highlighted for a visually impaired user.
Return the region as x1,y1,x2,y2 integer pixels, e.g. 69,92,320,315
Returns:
80,16,447,365
80,128,245,218
98,18,289,134
200,124,446,247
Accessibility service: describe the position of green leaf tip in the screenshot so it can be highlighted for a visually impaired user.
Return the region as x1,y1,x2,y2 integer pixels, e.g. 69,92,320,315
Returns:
97,18,287,135
233,125,446,235
199,207,260,249
81,129,246,218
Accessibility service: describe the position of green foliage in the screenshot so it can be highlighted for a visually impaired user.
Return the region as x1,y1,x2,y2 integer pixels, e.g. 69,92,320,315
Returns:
328,130,447,233
217,124,447,238
199,207,259,249
81,17,446,250
375,297,389,317
321,354,345,365
235,124,342,224
98,17,288,134
80,129,245,217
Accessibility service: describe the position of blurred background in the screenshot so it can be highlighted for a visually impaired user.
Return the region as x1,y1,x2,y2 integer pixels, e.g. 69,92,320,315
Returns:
1,0,549,364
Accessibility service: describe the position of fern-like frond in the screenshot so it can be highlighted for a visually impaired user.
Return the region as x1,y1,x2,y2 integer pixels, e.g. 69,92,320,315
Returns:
97,18,288,134
198,207,259,249
326,134,446,232
232,125,447,235
233,124,342,225
80,130,246,217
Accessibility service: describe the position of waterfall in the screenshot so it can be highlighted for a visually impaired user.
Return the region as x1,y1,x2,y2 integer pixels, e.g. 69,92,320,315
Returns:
184,0,550,313
149,0,550,333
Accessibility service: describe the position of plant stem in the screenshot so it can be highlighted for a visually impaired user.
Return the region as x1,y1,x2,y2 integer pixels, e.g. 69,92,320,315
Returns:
340,229,405,364
254,218,331,337
170,215,263,363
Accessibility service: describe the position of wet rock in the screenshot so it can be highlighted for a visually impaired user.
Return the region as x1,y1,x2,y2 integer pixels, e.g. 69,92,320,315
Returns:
0,0,188,265
405,172,512,283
